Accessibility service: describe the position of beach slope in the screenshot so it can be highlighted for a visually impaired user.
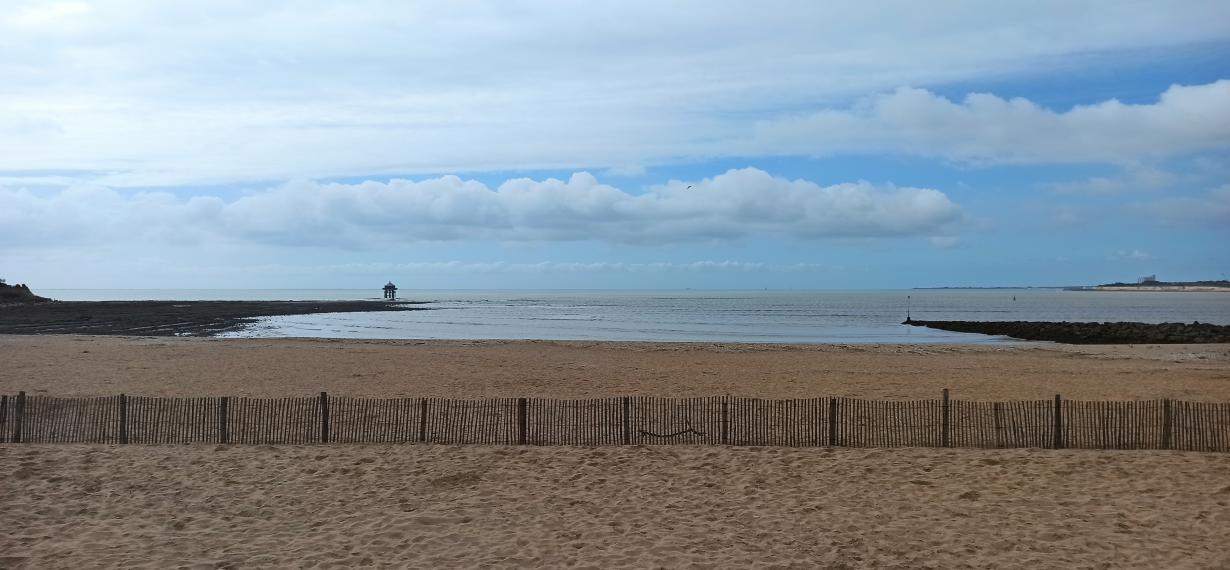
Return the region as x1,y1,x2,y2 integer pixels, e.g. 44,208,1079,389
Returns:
2,444,1228,568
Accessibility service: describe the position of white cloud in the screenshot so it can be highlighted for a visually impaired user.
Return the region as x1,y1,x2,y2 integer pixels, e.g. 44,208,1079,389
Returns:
750,81,1230,164
1049,166,1180,195
1112,249,1155,261
1050,206,1083,227
9,1,90,28
928,236,961,249
603,165,648,178
1139,184,1230,228
0,168,963,248
1,2,1228,185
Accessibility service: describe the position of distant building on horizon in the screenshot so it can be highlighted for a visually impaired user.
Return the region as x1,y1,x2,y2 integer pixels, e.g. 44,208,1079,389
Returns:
1137,274,1158,284
383,281,398,300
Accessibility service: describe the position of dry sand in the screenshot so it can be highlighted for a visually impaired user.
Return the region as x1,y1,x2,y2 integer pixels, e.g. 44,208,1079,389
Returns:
3,444,1229,569
3,335,1230,568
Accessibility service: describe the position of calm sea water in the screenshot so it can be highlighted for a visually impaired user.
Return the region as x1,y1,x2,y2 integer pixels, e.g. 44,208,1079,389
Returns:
39,289,1230,343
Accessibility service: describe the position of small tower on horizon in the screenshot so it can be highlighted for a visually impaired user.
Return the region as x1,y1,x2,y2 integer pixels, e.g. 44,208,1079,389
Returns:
383,281,398,300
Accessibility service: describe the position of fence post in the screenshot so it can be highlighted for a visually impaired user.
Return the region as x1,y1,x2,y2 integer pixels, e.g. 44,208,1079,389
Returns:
516,398,528,445
621,397,631,445
720,397,729,445
13,392,26,444
1053,394,1063,449
417,398,429,443
941,388,950,448
1161,399,1172,450
828,397,838,447
993,402,1003,448
218,397,229,444
0,394,7,443
319,392,330,444
117,393,127,444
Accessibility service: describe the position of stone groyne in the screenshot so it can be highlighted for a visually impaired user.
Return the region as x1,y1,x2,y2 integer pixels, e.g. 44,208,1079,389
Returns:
904,319,1230,344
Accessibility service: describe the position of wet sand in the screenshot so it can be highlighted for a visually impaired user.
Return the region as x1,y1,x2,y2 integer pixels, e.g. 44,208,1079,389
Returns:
2,335,1229,401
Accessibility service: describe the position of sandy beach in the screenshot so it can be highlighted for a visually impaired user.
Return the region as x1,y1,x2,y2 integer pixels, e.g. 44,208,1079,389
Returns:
3,335,1230,568
3,335,1230,401
2,444,1228,569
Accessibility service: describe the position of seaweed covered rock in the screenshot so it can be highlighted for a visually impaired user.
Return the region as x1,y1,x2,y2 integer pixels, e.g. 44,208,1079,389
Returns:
903,319,1230,344
0,281,51,304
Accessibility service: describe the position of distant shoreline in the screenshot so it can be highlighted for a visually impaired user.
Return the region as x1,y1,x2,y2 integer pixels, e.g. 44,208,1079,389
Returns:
1070,279,1230,292
911,286,1066,290
1078,285,1230,292
910,285,1230,292
915,284,1230,292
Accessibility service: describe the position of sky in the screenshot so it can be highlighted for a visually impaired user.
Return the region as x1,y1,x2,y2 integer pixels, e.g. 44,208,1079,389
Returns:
2,1,1229,290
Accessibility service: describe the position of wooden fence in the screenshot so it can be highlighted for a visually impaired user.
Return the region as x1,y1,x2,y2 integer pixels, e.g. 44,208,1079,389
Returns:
1,391,1227,451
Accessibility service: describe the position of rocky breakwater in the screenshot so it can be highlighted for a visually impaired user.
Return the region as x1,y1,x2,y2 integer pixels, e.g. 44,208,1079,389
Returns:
903,319,1230,344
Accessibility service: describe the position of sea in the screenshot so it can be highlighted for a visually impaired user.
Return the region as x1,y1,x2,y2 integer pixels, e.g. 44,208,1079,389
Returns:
37,289,1230,344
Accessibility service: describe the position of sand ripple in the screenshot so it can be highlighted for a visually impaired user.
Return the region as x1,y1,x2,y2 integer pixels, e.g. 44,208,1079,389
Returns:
2,444,1228,568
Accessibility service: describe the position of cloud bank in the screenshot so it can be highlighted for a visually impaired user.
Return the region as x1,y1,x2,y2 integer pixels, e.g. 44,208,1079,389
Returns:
752,81,1230,164
200,261,835,276
0,168,962,248
2,2,1228,185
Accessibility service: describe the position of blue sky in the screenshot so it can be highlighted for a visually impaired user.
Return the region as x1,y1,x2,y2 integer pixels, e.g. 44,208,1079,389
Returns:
2,1,1228,289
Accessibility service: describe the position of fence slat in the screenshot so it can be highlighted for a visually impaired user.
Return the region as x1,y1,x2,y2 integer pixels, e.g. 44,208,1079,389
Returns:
13,391,26,443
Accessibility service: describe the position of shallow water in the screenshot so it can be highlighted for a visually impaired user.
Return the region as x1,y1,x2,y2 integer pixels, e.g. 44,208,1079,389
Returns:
41,289,1228,343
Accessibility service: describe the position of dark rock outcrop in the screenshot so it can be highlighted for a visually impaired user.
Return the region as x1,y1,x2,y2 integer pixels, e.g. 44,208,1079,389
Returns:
0,282,51,304
903,319,1230,344
0,300,425,336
